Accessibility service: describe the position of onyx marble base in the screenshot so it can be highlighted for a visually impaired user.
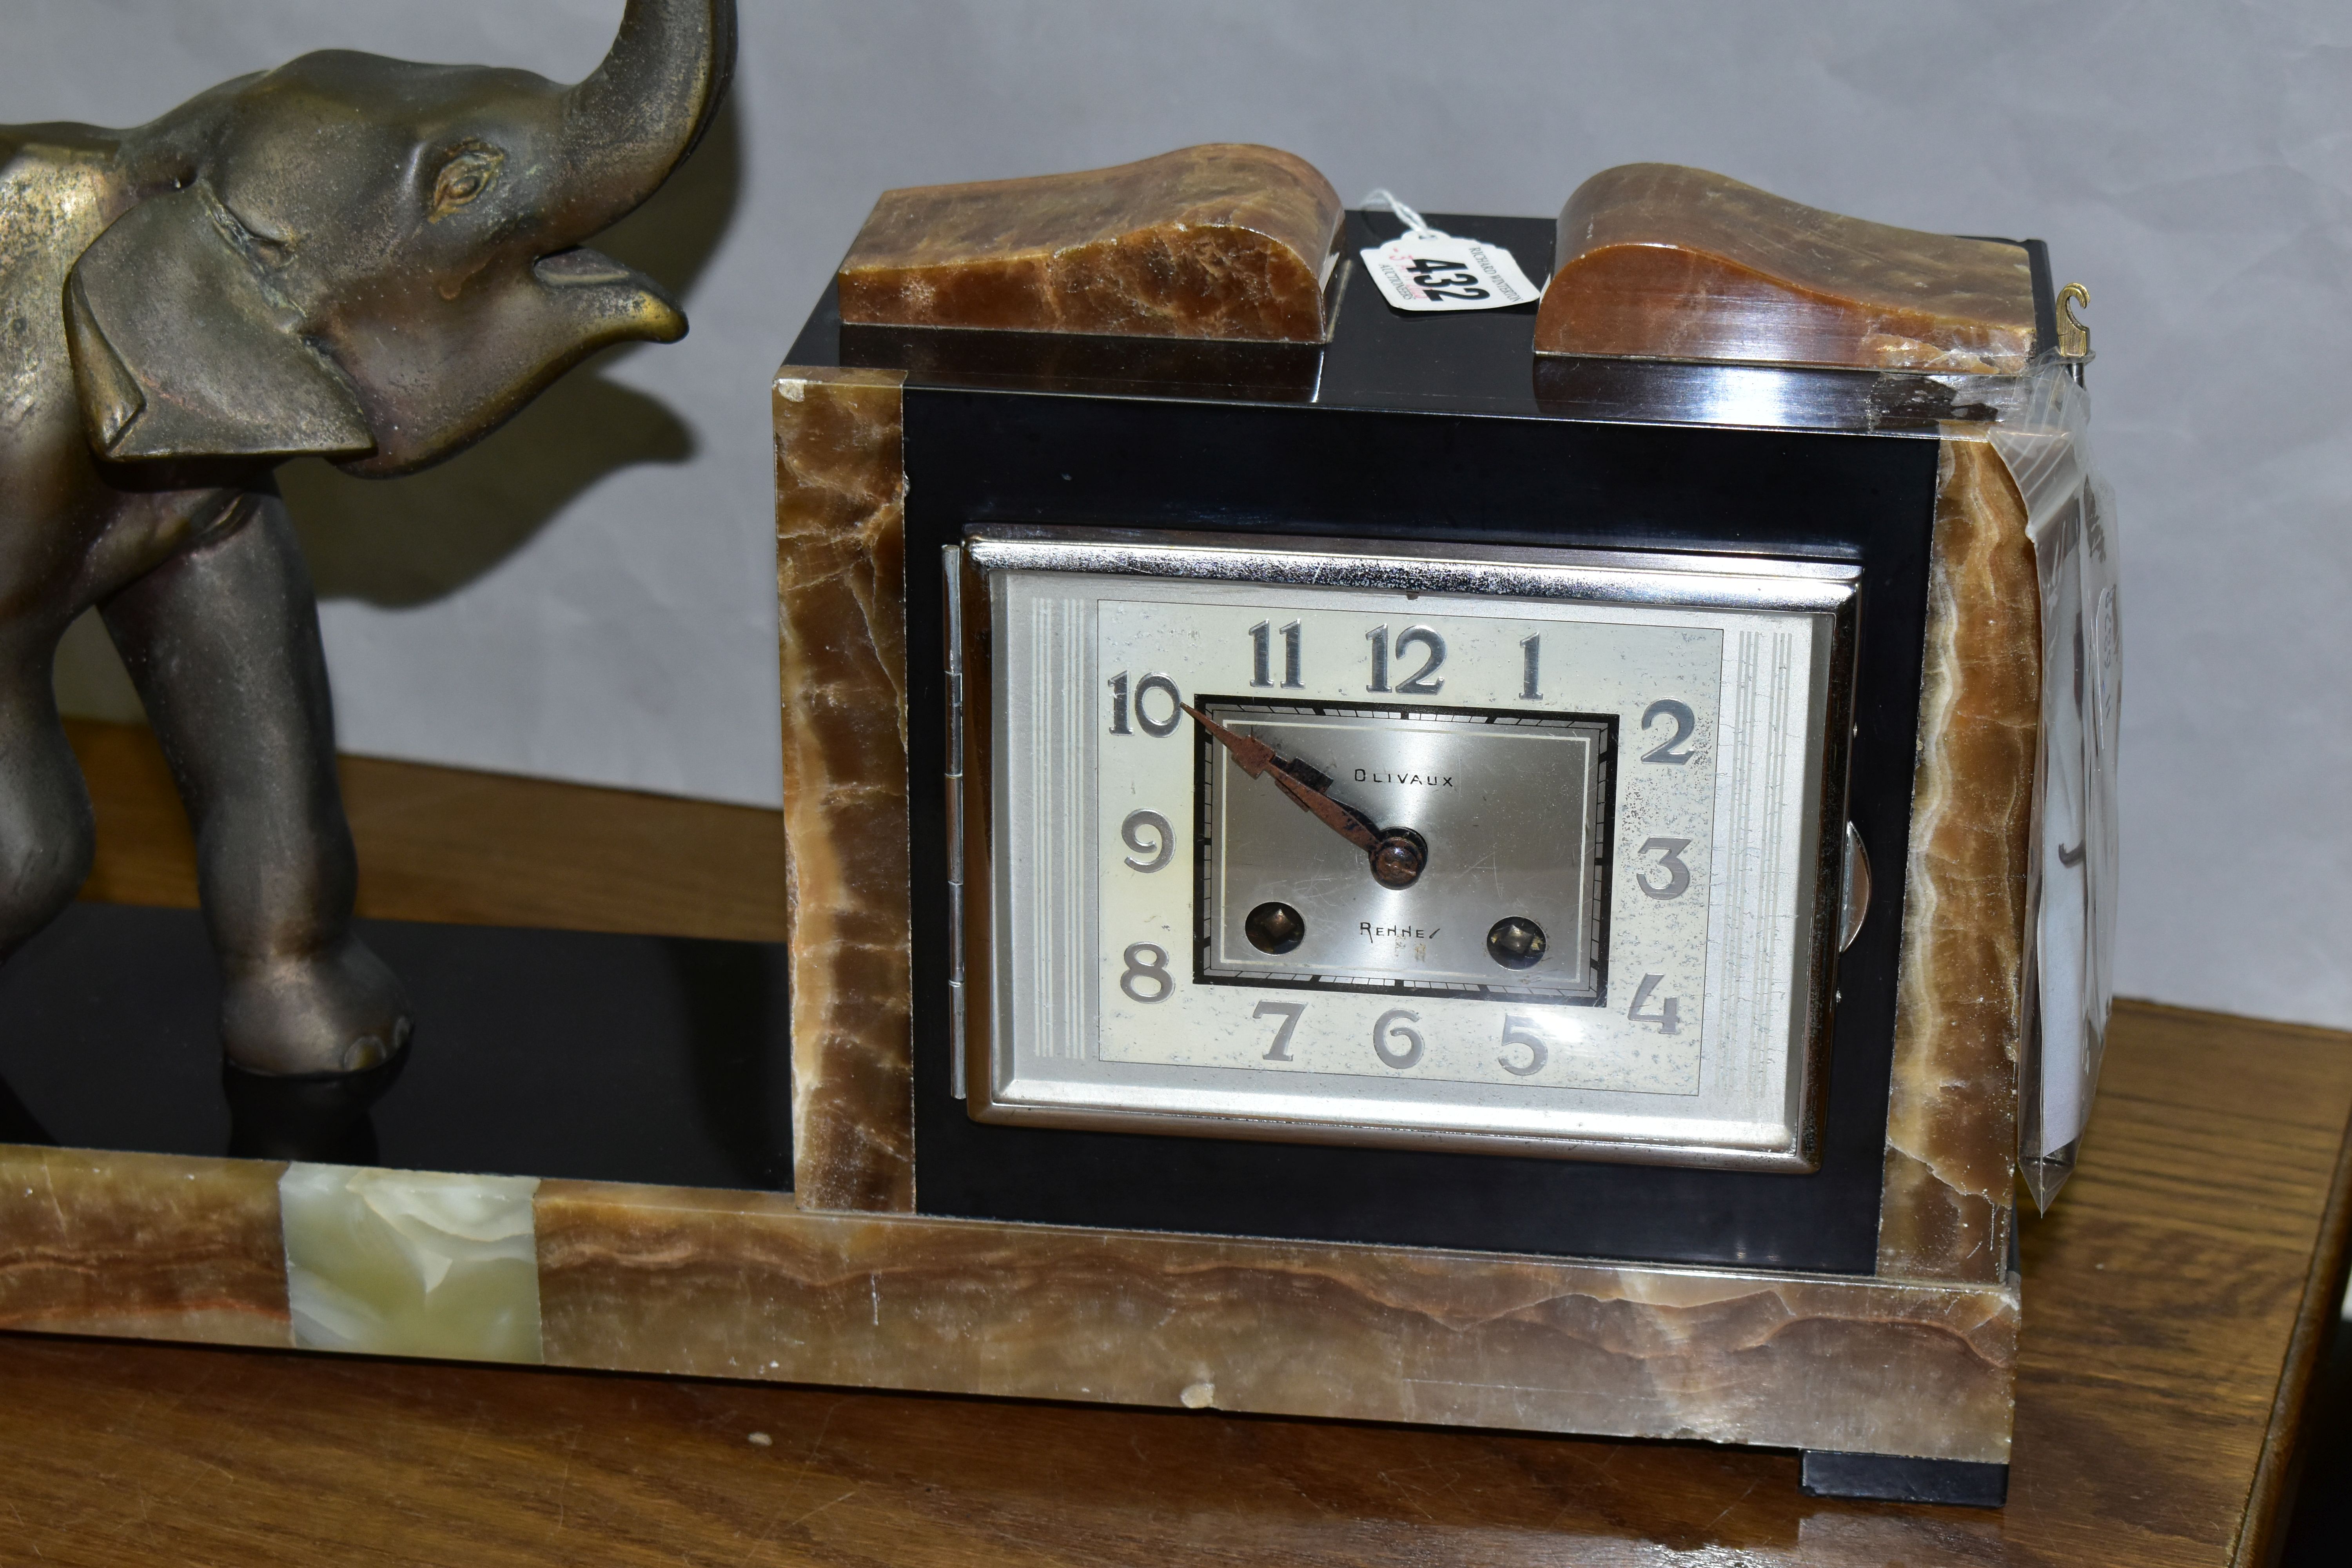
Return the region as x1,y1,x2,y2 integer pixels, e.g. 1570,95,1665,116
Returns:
1,1146,2017,1465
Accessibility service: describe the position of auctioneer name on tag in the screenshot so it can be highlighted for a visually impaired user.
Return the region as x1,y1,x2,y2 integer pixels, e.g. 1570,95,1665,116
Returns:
1359,189,1544,314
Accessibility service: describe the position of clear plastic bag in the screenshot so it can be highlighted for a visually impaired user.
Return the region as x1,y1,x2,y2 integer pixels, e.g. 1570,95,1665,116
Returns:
1987,366,2122,1209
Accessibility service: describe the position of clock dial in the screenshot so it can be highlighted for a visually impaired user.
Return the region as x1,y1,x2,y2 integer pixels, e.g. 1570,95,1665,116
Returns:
1192,697,1613,1002
954,532,1857,1170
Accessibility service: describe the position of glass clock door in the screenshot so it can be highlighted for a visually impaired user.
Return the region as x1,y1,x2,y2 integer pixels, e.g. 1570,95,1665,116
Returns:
949,529,1859,1171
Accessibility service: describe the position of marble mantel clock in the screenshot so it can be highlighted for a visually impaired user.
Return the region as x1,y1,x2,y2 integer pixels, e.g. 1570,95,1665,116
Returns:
0,145,2109,1517
775,146,2116,1508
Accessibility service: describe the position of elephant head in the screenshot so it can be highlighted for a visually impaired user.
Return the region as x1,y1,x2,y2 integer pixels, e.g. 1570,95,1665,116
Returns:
64,0,735,476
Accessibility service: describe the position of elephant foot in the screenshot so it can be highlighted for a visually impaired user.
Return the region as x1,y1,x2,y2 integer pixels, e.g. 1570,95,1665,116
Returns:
220,935,414,1078
223,1049,405,1163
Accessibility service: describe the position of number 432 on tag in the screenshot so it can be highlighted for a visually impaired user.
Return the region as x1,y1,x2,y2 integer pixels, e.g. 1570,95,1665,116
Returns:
1361,234,1543,313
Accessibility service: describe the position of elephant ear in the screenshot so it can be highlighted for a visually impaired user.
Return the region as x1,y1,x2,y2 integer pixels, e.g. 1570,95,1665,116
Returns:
65,180,372,462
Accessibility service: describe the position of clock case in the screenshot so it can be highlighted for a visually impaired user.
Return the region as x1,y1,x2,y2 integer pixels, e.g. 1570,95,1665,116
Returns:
774,203,2059,1503
794,215,1939,1273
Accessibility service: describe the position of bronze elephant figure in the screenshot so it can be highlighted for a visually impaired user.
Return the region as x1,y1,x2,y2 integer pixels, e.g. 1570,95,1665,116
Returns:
0,0,735,1077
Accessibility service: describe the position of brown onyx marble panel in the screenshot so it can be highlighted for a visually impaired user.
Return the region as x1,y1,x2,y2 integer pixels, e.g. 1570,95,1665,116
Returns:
838,144,1343,343
0,1143,290,1346
1535,164,2038,373
1875,437,2040,1283
536,1179,2017,1463
775,367,915,1213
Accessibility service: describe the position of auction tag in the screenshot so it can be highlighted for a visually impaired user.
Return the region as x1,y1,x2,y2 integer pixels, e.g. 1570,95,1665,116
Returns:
1358,189,1543,313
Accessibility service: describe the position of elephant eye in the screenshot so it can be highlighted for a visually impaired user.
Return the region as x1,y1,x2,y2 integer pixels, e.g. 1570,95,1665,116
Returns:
214,198,292,267
429,146,505,221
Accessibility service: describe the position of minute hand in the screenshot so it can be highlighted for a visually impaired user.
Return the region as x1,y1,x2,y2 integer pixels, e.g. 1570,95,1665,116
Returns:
1183,703,1383,854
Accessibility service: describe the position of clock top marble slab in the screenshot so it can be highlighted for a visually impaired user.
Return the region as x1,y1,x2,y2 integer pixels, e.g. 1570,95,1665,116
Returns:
806,210,2042,436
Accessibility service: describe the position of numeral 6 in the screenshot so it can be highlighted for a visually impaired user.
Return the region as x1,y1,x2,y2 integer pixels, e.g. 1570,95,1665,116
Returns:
1372,1008,1425,1069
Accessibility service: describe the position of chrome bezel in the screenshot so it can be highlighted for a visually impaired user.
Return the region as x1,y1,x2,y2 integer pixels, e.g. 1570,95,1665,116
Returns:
946,526,1860,1171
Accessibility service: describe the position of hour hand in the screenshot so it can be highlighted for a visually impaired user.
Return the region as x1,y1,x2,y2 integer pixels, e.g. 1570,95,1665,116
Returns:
1182,703,1383,854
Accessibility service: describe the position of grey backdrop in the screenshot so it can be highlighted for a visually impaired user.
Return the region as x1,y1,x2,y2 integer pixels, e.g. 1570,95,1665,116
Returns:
9,0,2349,1030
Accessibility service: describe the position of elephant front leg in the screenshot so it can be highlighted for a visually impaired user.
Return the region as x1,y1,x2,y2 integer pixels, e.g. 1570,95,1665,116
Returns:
102,489,411,1076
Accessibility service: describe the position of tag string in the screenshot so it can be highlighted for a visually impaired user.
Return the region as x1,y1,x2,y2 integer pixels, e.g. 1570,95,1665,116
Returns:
1360,188,1445,241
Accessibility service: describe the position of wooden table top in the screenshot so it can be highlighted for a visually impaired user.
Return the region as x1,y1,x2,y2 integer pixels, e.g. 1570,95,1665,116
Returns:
5,724,2348,1568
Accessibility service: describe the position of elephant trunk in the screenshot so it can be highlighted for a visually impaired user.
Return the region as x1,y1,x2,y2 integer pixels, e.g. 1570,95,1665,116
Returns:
553,0,736,237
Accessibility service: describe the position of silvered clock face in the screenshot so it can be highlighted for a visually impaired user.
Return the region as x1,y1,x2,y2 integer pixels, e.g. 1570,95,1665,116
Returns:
951,531,1858,1170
